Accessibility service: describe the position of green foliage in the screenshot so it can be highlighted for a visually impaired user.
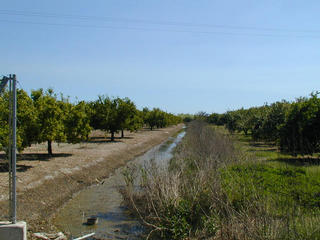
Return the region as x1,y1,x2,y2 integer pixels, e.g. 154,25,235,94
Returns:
118,97,142,137
28,89,91,154
0,86,180,154
162,200,192,239
206,93,320,156
224,110,240,133
280,93,320,155
0,93,9,152
31,89,66,154
64,101,92,143
124,110,144,134
221,103,289,139
223,164,320,211
89,96,142,140
89,96,117,140
143,108,159,130
207,113,220,125
17,89,38,150
194,111,208,121
0,89,37,152
155,196,216,239
252,101,290,141
89,96,180,140
143,108,181,130
178,113,194,123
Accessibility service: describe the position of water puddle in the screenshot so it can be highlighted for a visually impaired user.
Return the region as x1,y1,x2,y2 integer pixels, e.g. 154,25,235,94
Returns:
53,131,185,240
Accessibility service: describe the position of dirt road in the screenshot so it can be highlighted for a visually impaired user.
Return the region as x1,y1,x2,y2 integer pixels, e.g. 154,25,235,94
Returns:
0,124,183,236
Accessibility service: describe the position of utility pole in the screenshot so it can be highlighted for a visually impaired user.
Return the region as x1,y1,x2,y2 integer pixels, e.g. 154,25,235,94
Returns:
11,74,17,224
0,74,17,223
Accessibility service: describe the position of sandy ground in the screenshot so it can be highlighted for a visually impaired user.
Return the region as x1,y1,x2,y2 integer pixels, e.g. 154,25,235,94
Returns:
0,124,183,237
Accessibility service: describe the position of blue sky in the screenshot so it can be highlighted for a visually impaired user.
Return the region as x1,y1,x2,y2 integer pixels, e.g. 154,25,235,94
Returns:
1,0,320,114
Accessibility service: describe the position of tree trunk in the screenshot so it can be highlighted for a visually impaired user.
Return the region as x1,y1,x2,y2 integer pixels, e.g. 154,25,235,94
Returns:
48,140,53,155
121,129,124,138
111,131,115,141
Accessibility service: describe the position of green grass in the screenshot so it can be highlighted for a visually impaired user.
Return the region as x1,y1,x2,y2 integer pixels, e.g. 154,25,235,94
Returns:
216,131,320,238
223,163,320,211
225,131,320,218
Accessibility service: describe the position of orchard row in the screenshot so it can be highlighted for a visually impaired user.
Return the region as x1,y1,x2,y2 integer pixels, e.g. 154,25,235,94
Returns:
0,88,181,155
198,92,320,156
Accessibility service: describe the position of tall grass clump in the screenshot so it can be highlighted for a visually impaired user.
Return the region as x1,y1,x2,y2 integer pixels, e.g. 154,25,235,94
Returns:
121,120,320,239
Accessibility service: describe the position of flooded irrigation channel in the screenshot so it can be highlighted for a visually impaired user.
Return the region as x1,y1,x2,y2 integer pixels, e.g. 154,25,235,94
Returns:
53,130,185,240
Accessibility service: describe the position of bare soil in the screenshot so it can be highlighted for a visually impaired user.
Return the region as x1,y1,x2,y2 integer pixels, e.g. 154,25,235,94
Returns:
0,124,183,237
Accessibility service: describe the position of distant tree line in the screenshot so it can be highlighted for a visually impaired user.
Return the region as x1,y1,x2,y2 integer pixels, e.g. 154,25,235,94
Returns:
197,92,320,156
0,88,181,155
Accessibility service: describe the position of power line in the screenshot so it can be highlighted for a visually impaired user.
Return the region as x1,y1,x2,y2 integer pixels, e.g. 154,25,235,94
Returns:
0,9,320,34
1,19,320,39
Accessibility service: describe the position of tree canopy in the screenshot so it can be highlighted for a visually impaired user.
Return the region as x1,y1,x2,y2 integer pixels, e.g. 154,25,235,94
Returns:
0,89,37,152
0,87,181,155
203,92,320,156
31,89,66,155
